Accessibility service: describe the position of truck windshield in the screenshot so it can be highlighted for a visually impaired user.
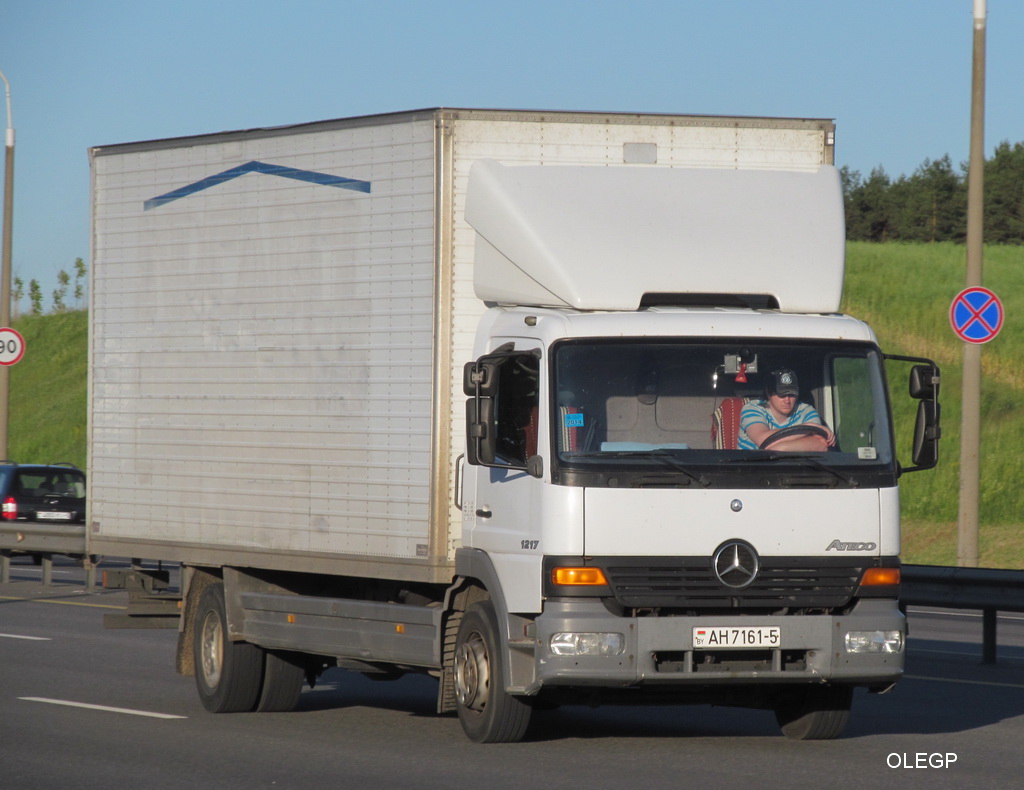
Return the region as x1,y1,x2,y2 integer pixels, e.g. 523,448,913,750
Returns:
552,340,894,484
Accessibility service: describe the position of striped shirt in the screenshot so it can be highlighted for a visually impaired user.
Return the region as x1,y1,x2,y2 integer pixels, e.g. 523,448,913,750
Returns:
738,400,823,450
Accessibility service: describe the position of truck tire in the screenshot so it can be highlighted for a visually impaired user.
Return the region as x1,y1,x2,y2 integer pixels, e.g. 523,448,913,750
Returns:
255,650,305,712
775,684,853,740
193,583,263,713
453,600,532,743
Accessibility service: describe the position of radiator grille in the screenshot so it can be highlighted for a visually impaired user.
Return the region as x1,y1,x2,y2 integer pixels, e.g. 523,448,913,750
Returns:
602,558,864,609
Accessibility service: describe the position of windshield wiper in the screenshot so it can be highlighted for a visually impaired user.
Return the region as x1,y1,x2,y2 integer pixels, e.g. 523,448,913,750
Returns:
567,450,710,487
786,455,859,487
644,450,712,487
723,452,858,487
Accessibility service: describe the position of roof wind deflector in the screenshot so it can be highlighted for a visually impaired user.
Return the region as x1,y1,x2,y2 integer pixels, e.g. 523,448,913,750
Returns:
639,292,780,309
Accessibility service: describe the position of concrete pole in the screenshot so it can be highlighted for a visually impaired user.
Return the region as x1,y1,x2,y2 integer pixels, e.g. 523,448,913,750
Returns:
958,1,986,567
0,68,13,460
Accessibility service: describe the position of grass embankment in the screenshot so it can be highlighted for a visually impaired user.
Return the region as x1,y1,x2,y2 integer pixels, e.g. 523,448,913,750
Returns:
843,242,1024,567
6,243,1022,567
8,310,87,470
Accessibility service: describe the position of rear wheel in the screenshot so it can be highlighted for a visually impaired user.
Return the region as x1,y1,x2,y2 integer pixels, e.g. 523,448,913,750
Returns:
256,650,305,712
775,684,853,740
453,600,532,743
193,583,263,712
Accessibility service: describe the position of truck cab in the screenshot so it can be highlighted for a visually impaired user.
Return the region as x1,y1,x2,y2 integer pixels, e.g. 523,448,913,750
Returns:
454,161,939,742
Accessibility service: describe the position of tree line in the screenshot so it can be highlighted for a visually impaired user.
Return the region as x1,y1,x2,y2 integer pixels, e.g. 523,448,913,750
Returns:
843,140,1024,244
10,151,1024,317
13,257,87,317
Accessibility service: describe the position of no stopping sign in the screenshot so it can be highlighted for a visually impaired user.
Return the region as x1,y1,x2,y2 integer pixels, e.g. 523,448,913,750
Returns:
0,327,26,366
950,287,1004,344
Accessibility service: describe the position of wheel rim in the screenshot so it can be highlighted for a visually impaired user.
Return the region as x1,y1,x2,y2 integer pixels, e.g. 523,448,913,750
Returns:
199,609,224,689
454,630,490,712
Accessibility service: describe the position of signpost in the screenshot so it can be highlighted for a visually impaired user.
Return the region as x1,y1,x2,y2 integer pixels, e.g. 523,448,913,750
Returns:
0,326,24,366
0,69,13,459
950,286,1004,345
958,0,988,568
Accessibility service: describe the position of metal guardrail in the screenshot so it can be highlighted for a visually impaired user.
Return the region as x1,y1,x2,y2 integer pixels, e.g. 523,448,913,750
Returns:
901,564,1024,664
0,523,94,587
0,523,87,556
0,529,1019,663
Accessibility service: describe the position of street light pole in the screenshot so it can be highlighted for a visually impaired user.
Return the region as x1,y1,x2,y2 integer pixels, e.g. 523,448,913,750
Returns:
0,68,13,460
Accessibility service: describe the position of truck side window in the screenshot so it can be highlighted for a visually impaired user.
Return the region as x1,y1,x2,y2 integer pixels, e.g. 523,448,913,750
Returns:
493,354,539,467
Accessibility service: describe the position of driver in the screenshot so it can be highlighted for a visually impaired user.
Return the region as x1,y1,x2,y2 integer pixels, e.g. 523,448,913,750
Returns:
738,369,835,451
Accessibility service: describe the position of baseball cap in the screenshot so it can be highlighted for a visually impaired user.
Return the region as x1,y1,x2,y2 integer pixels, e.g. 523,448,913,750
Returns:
768,369,799,397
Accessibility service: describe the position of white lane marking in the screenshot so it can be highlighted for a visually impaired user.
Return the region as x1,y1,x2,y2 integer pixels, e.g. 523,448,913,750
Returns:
0,633,51,641
912,646,1024,661
19,697,187,719
904,675,1024,690
0,594,125,610
908,607,1024,622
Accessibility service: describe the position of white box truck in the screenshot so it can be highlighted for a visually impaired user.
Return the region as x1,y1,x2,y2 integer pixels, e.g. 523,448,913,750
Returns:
89,108,940,742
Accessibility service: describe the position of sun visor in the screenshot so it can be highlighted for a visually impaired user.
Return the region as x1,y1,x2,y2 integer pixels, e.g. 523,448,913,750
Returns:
465,160,845,313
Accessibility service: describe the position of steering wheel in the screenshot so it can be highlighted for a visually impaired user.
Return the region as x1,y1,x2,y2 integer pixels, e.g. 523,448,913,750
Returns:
758,424,831,450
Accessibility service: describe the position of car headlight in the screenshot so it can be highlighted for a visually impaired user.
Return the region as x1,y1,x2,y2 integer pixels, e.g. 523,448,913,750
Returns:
550,632,625,656
845,630,903,653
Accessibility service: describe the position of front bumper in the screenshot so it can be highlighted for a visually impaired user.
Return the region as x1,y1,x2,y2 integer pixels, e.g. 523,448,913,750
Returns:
532,598,904,690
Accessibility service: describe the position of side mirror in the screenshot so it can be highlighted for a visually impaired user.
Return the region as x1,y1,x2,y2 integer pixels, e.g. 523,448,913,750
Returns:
910,400,940,470
465,396,496,465
886,354,941,475
463,346,540,471
463,360,500,397
909,365,939,399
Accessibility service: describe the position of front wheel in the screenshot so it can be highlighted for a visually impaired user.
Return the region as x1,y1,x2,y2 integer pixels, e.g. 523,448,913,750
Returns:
774,684,853,740
453,600,532,743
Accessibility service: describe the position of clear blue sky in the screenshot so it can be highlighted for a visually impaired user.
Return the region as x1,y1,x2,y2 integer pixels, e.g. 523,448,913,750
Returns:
2,0,1022,307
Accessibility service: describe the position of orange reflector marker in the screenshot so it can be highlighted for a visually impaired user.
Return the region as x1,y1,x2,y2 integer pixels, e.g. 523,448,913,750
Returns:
552,567,608,586
861,567,900,586
396,624,405,634
287,614,296,624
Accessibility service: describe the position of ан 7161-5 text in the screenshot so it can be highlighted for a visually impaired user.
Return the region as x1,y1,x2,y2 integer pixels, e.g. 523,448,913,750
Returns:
692,626,781,649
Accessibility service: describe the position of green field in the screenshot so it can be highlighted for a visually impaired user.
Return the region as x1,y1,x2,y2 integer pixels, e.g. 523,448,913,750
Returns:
841,242,1024,568
8,242,1022,567
9,310,87,470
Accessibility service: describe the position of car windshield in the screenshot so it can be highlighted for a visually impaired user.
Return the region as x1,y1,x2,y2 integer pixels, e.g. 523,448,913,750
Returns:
552,339,894,481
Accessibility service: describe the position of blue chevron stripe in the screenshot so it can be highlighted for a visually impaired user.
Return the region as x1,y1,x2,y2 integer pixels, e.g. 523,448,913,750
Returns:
144,160,371,210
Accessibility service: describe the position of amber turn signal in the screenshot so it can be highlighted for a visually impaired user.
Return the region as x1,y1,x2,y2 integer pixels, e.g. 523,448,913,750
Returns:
551,567,608,586
860,567,900,586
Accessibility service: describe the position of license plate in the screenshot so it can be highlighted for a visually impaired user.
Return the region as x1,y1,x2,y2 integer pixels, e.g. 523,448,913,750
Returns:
37,512,72,521
693,626,781,649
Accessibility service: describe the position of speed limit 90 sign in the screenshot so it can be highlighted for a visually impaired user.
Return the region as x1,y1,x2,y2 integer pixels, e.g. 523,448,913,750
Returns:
0,327,26,366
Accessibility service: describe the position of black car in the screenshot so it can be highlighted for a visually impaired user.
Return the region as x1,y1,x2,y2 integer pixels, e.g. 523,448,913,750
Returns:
0,462,86,525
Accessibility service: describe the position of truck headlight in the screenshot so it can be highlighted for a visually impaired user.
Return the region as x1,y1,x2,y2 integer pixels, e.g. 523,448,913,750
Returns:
845,630,903,653
550,632,625,656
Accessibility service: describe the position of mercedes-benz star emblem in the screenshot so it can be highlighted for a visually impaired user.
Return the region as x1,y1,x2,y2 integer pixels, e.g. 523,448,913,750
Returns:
712,540,760,589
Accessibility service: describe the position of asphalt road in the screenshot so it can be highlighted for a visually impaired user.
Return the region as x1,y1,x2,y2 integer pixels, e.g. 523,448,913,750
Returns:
1,556,1022,790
